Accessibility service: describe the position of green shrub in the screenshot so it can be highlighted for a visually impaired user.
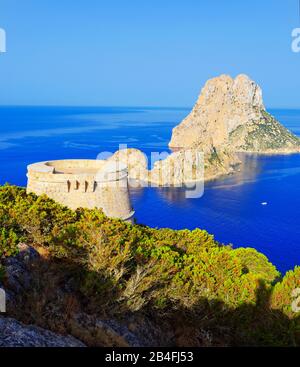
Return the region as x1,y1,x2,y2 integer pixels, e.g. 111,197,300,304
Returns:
271,267,300,318
233,247,280,283
0,184,283,310
0,228,20,258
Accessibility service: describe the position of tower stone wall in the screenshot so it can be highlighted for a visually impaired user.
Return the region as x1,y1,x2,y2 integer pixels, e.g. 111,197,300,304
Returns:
27,159,134,222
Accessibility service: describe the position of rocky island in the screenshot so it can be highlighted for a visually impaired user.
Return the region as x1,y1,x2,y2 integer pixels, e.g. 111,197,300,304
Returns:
169,74,300,154
109,74,300,185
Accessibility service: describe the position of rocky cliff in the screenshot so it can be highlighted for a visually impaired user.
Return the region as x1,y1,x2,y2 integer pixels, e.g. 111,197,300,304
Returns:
169,74,300,154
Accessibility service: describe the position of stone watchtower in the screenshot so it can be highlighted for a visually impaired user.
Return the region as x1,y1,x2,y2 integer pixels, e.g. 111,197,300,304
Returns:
27,159,134,222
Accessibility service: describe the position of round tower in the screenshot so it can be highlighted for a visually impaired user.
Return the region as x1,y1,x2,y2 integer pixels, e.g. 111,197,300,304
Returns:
27,159,134,222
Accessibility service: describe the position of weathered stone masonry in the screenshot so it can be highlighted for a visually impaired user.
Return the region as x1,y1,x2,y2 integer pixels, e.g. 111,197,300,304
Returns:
27,159,135,222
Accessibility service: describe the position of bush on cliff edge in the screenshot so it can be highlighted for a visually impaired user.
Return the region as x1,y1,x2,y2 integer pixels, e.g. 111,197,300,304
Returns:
0,184,299,346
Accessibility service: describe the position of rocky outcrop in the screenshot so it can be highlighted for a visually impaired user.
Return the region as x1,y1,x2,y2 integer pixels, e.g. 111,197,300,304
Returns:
108,148,148,182
67,313,143,347
0,316,85,347
67,312,173,347
3,243,40,298
108,147,240,185
150,148,239,185
169,74,300,154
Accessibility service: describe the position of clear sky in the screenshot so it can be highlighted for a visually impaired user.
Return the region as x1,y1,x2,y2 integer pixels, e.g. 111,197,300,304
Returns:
0,0,300,107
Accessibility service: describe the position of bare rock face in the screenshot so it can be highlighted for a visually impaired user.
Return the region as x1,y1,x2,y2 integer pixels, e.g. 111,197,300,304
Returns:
3,244,40,295
107,147,240,185
150,150,204,186
150,148,239,185
169,74,300,153
67,313,141,347
0,316,85,347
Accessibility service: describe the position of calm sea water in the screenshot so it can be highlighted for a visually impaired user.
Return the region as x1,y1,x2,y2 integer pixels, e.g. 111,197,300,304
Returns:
0,106,299,273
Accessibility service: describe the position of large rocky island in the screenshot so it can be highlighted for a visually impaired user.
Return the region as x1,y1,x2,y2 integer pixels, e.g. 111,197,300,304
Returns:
170,74,300,154
110,74,300,184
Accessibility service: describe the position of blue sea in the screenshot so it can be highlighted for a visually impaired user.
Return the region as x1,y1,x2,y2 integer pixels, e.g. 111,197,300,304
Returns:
0,106,300,274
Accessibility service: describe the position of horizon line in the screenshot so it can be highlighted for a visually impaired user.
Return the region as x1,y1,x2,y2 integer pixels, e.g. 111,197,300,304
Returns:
0,104,300,110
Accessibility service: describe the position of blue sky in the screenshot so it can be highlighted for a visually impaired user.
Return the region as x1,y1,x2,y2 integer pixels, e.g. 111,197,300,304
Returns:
0,0,300,107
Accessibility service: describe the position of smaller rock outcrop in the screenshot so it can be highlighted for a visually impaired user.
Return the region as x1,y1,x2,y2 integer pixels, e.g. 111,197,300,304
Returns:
150,148,239,185
108,147,239,186
108,148,148,182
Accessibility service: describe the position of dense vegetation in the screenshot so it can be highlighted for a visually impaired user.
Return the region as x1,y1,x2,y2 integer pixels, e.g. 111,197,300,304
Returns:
0,184,300,346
